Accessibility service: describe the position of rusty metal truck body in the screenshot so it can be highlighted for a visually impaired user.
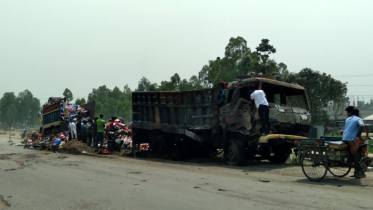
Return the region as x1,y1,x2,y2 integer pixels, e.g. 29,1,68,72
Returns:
132,77,311,165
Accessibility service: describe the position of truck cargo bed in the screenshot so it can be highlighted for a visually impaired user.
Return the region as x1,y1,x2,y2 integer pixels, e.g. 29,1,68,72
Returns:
132,89,219,134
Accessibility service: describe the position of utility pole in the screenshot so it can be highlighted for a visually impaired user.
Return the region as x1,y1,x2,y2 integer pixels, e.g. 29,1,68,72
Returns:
8,124,12,142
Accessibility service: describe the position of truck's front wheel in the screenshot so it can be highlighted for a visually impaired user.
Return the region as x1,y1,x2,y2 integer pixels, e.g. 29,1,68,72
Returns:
224,140,246,166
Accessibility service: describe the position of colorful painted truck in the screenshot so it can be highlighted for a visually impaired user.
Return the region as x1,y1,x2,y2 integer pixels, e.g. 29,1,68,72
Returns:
40,97,95,135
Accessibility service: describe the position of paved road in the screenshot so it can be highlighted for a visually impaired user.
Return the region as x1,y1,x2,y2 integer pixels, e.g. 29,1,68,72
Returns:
1,134,373,210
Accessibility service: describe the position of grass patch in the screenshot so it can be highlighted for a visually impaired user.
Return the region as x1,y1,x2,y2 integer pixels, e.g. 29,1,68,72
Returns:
286,155,300,165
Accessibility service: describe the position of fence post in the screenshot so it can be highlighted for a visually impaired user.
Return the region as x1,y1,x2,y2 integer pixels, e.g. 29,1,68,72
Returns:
366,125,370,155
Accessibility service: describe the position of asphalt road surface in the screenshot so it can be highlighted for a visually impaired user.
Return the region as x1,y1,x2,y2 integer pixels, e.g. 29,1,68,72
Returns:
1,134,373,210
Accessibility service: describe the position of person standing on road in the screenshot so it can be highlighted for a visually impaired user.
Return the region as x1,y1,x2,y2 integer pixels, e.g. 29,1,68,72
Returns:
68,120,73,140
70,119,77,139
341,106,366,178
80,119,88,144
95,114,106,151
91,117,98,148
87,119,93,147
248,85,270,136
76,117,82,142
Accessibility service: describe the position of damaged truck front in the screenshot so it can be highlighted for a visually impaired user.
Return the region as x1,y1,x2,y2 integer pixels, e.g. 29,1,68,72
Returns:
132,77,311,165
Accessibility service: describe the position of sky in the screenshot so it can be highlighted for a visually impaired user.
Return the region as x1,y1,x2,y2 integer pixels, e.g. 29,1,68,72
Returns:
1,0,373,104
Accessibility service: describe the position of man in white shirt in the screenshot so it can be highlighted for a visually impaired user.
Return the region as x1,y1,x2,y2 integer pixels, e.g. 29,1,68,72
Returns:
249,85,270,136
70,119,77,139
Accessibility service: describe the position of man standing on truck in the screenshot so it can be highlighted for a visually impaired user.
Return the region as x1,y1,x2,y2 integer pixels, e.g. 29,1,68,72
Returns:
341,106,366,178
95,114,105,151
248,85,270,136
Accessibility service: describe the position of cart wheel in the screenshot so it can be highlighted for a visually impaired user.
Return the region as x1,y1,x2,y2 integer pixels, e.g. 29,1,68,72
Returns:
328,161,352,177
301,149,328,181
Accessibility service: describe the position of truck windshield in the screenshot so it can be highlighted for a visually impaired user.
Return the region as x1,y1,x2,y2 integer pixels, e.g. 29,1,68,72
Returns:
261,83,308,110
285,95,308,109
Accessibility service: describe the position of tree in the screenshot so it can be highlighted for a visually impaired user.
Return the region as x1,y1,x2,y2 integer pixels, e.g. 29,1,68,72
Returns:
15,90,40,127
198,37,284,86
63,88,74,102
136,77,158,91
0,92,17,128
255,39,278,74
75,98,86,105
286,68,347,124
256,39,276,60
277,62,289,81
87,85,132,121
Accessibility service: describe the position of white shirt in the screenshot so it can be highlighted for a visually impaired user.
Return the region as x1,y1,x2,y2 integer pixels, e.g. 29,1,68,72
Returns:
70,122,77,138
250,90,269,108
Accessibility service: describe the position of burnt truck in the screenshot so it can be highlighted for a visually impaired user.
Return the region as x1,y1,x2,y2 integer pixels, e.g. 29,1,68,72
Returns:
40,97,95,135
132,76,311,165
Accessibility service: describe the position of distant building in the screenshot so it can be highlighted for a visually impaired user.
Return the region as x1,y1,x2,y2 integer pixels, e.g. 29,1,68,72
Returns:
364,114,373,133
324,101,372,121
324,101,346,121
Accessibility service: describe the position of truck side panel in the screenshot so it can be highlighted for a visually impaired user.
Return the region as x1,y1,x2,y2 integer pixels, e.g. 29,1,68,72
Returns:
132,90,218,132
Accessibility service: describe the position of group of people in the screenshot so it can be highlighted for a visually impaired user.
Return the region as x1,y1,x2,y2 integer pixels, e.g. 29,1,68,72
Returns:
68,114,131,152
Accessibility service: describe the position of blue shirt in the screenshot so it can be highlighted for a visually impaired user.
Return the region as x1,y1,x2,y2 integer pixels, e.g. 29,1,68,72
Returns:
342,115,364,141
53,139,61,146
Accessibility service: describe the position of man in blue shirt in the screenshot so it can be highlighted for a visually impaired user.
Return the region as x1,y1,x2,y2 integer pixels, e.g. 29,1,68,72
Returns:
342,107,365,178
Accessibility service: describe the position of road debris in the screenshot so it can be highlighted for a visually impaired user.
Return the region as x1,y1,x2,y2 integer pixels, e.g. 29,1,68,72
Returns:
4,160,24,171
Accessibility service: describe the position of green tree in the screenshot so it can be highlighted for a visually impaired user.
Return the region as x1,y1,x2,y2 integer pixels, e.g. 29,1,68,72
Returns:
63,88,74,102
87,85,132,121
254,39,278,74
15,90,40,127
136,77,158,91
75,98,86,105
286,68,347,124
0,92,17,128
198,37,284,86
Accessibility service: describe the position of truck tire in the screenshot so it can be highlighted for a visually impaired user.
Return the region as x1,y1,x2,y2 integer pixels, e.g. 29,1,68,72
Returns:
152,135,171,158
224,140,246,166
268,145,291,164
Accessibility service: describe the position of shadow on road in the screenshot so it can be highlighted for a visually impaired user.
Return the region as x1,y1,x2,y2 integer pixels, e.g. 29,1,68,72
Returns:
294,176,364,187
131,153,299,174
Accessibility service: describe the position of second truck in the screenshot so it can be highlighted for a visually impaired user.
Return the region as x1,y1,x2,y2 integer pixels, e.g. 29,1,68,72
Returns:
132,75,311,165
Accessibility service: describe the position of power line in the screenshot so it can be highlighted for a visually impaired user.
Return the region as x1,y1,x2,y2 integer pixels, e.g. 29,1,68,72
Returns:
333,74,373,77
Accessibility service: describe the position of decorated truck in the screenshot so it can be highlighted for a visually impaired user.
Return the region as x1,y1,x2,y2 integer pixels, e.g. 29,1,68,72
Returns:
132,75,311,165
40,97,95,135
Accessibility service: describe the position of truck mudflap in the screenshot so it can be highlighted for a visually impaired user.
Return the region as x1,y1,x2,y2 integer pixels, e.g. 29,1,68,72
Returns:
258,134,308,144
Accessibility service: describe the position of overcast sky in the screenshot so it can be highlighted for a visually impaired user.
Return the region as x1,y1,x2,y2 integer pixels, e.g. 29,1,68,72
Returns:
1,0,372,104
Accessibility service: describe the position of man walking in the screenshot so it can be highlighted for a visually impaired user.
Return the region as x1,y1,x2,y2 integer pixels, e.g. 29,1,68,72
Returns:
95,114,105,151
248,85,270,136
